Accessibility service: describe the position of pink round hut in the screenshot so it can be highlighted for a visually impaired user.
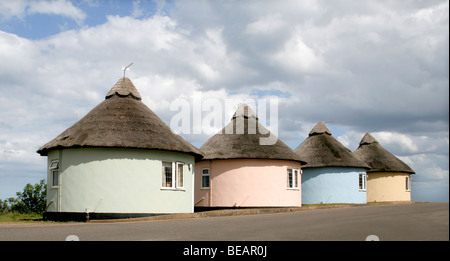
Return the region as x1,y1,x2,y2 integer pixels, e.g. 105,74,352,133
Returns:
194,104,306,209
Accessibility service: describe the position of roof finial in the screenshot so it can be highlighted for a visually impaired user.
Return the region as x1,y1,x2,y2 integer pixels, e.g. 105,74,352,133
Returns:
309,121,332,136
123,63,134,78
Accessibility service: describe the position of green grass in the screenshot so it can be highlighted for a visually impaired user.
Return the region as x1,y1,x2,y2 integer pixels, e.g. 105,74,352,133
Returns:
0,212,45,223
0,212,82,224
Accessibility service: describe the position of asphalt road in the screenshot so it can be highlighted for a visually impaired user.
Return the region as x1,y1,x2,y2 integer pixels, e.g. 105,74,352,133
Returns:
0,202,448,241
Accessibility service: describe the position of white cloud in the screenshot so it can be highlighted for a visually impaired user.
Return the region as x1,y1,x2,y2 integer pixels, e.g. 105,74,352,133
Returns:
131,0,143,18
337,130,366,151
136,74,202,112
0,31,39,81
402,153,449,183
421,167,449,181
0,0,86,24
0,0,28,19
373,131,419,154
270,31,328,75
28,0,86,24
244,14,286,36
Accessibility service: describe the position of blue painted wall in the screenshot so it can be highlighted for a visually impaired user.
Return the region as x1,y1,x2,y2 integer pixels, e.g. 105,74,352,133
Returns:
302,167,367,204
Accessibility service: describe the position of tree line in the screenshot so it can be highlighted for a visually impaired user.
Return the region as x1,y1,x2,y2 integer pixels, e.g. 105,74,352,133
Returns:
0,179,47,215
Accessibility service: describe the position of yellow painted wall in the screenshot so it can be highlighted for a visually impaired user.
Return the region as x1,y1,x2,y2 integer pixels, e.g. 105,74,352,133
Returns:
367,172,411,202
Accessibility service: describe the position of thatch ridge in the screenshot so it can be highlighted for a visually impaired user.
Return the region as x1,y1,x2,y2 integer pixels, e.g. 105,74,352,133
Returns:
294,122,370,169
309,121,332,136
37,78,203,158
199,104,306,164
231,103,258,120
353,133,415,174
106,77,142,100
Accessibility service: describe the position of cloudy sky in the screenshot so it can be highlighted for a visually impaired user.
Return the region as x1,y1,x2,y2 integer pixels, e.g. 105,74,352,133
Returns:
0,0,448,202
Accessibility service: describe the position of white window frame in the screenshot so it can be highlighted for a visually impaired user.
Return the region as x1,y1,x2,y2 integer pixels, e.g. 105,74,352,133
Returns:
287,168,299,189
161,161,184,190
162,161,173,188
176,162,184,189
201,168,210,189
406,176,411,191
359,173,367,191
49,160,59,188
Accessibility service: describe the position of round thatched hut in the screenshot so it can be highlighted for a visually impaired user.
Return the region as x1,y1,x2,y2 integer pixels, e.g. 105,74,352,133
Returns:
353,132,415,202
194,104,306,209
294,122,370,204
37,77,202,221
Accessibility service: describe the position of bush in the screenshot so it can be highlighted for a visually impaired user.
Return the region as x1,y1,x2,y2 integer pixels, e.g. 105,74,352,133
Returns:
0,198,9,214
9,179,47,215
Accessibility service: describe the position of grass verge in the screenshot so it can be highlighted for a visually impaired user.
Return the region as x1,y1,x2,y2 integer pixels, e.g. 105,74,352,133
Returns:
0,212,44,223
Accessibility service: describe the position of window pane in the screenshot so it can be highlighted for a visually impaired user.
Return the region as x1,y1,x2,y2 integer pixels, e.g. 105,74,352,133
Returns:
50,161,59,169
202,168,210,188
162,162,172,187
359,174,367,190
287,169,293,188
294,169,298,188
177,163,184,188
52,170,58,187
202,175,210,188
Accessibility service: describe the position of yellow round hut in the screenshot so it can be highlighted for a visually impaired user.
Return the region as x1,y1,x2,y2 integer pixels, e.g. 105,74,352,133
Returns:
354,132,415,202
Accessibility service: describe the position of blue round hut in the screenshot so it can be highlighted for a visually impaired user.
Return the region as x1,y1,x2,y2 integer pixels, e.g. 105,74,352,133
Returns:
294,122,370,204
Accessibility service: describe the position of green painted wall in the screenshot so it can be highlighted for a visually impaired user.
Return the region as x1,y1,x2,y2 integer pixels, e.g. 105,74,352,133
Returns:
46,148,195,214
46,150,60,212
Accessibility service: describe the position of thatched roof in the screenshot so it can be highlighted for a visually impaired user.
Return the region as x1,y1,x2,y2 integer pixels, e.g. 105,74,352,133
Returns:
294,122,370,169
309,121,332,136
106,77,142,100
37,77,203,158
353,132,415,174
199,104,306,164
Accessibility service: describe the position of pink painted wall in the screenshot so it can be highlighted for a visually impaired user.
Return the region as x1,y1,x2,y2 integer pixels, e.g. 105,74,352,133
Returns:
195,159,302,207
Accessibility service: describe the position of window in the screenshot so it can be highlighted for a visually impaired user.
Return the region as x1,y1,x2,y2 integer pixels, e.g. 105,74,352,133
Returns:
406,177,411,191
287,169,299,189
162,161,184,189
49,160,59,187
162,161,173,188
359,173,367,191
177,162,184,188
202,168,210,188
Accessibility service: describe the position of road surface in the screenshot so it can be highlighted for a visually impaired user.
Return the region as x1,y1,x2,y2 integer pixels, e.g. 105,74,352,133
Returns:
0,202,448,241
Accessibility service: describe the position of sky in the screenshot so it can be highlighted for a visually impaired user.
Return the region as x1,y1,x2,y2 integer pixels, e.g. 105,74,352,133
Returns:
0,0,448,202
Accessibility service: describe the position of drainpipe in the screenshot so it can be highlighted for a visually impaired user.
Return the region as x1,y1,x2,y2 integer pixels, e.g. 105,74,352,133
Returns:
191,163,194,213
45,201,54,213
195,197,205,206
209,160,213,207
58,150,63,213
58,174,62,212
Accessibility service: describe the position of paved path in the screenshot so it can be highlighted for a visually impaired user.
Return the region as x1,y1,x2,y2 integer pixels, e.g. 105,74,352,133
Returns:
0,202,448,241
